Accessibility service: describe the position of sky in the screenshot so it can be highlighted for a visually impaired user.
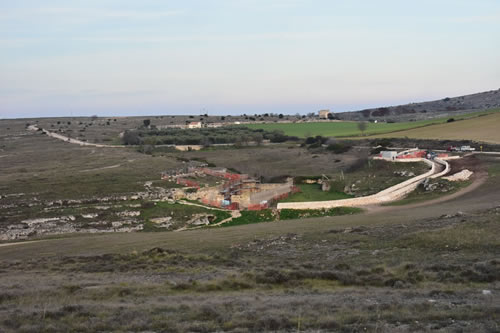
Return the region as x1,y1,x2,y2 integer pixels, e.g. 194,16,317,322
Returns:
1,0,499,119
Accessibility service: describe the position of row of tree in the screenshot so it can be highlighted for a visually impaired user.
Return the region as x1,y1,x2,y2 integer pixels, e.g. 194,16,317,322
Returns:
122,127,296,146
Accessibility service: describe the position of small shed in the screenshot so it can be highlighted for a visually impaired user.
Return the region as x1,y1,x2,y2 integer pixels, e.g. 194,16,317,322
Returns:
381,151,398,160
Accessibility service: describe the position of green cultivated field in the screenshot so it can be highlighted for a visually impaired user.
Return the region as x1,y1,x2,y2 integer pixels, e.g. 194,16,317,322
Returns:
280,184,353,202
369,110,500,144
244,109,499,138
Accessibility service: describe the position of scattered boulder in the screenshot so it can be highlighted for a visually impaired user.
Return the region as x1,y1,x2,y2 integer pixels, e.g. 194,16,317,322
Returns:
150,217,174,228
394,170,416,177
118,211,141,217
188,214,215,226
443,169,473,182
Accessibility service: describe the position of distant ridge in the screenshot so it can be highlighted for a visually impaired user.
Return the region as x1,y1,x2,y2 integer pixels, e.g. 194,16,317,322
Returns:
338,88,500,122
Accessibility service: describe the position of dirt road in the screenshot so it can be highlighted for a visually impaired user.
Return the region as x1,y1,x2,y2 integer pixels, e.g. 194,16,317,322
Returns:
27,125,125,148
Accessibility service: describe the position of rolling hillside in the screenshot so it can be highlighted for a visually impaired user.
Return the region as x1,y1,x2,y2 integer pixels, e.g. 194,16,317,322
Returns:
367,110,500,144
245,109,498,139
337,89,500,122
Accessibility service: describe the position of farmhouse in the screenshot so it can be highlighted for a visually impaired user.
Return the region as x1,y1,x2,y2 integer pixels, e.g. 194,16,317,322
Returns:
187,121,202,129
318,109,331,119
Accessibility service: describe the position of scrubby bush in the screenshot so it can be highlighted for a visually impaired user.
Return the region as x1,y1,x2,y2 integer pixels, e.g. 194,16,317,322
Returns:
122,130,142,145
126,127,294,146
327,143,351,154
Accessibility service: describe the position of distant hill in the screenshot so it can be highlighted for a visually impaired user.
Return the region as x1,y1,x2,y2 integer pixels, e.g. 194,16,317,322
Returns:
337,89,500,122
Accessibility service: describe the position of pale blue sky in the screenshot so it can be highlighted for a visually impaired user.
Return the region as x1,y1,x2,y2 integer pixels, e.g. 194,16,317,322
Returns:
1,0,499,118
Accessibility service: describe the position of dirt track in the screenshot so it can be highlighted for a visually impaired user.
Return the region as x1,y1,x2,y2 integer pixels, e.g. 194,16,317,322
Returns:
27,125,125,148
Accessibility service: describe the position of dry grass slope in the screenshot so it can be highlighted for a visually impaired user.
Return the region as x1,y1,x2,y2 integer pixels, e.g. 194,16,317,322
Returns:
368,111,500,144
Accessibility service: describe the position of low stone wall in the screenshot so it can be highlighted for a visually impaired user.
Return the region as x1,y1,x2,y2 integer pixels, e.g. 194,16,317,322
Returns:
249,184,294,205
175,145,203,151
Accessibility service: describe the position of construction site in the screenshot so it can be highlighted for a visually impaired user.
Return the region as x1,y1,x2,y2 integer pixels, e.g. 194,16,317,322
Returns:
160,147,474,214
162,165,298,210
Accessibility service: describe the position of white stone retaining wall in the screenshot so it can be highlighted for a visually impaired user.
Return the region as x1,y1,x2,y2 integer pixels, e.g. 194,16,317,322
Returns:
277,158,441,210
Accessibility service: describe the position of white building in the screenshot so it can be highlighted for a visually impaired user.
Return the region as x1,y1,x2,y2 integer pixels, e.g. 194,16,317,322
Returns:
187,121,202,129
318,110,331,119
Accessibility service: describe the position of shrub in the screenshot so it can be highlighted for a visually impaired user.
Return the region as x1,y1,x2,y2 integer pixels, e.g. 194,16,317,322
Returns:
305,137,316,144
122,130,142,145
327,143,351,154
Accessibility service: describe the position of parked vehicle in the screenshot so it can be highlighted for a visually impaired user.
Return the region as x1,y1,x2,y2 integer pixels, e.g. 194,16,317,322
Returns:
447,145,475,152
460,145,476,152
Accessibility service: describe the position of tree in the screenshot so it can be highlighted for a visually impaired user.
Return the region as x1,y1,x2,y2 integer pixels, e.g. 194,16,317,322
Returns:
278,114,284,119
143,119,151,127
357,121,367,135
252,133,264,146
122,130,142,145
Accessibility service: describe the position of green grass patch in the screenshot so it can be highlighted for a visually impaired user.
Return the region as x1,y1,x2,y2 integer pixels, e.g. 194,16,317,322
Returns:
208,210,232,224
243,109,499,138
280,207,362,220
280,184,353,203
488,163,500,177
222,210,276,227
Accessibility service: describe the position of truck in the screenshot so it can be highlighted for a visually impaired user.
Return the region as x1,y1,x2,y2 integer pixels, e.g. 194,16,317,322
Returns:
447,145,475,152
459,145,476,152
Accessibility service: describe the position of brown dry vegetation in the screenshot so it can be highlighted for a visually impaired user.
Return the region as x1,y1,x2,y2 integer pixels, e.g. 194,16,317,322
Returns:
1,118,500,332
0,204,499,332
367,111,500,144
174,146,368,181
